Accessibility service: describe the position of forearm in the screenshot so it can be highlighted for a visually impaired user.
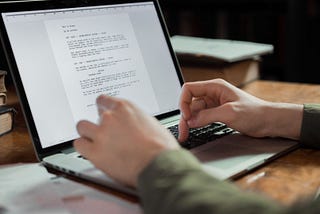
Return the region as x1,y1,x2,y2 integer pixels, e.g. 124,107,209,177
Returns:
263,102,320,148
264,102,303,140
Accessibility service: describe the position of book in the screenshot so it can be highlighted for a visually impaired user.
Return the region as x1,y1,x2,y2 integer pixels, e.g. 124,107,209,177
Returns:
0,70,7,93
171,35,273,63
179,59,260,87
0,106,15,136
0,92,6,106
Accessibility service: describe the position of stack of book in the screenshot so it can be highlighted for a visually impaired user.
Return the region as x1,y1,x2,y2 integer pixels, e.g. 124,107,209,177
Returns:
171,35,274,87
0,70,15,136
0,70,6,105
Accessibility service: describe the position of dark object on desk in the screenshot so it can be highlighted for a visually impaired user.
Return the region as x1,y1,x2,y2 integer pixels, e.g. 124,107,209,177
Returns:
0,106,15,136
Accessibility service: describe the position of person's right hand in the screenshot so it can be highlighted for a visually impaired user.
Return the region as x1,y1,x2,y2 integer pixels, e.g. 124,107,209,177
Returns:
178,79,303,142
74,95,179,187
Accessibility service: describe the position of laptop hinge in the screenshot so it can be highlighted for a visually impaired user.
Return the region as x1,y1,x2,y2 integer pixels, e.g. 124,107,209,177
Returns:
61,147,76,154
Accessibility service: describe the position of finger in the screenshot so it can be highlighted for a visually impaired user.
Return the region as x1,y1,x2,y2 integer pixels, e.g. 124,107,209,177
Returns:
73,138,95,160
187,105,229,128
178,118,189,142
96,95,121,116
190,98,207,113
179,82,213,120
76,120,99,141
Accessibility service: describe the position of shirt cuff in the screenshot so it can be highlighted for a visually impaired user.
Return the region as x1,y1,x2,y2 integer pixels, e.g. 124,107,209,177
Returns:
300,103,320,149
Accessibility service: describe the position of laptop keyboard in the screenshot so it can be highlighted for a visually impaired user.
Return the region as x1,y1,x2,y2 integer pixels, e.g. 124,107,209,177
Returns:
168,123,234,149
76,122,234,156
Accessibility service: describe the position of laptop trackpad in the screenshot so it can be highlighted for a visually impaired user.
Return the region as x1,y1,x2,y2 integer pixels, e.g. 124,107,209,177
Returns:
189,133,298,179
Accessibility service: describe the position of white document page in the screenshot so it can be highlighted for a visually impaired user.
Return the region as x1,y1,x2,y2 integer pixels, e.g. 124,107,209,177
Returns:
45,13,159,123
0,163,69,214
0,163,142,214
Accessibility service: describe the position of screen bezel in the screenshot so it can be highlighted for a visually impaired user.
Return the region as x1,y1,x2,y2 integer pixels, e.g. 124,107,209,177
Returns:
0,0,184,159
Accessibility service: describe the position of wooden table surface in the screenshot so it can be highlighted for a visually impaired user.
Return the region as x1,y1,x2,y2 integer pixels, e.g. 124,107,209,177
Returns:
236,81,320,205
1,80,320,206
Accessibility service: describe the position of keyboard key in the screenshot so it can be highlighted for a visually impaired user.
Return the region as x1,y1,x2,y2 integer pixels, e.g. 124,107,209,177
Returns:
168,123,234,149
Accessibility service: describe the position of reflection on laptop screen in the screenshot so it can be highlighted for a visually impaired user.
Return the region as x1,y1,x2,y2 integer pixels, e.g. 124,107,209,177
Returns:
2,2,181,148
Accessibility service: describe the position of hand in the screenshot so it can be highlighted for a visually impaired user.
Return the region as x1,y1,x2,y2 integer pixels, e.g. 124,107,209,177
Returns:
74,95,179,187
178,79,303,142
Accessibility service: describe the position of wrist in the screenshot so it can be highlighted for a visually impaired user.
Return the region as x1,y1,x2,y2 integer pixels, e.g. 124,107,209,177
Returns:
264,102,303,140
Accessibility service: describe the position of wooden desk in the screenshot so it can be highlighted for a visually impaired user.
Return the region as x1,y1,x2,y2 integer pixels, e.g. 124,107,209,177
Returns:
1,80,320,206
237,81,320,205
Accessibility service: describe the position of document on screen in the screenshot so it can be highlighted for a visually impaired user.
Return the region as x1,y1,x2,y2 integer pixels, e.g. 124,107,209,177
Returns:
45,13,159,123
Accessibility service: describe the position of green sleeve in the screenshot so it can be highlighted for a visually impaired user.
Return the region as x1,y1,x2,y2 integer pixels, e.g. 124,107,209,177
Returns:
300,104,320,149
137,104,320,214
137,149,285,214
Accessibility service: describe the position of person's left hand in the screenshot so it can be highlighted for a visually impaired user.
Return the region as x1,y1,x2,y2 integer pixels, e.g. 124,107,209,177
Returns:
73,95,179,187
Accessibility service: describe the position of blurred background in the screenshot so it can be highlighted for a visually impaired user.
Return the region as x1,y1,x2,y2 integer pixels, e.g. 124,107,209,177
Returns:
159,0,320,83
1,0,320,84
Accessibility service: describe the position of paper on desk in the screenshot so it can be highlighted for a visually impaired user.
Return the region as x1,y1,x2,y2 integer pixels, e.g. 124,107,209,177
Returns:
52,178,142,214
0,163,142,214
0,163,68,214
171,35,274,63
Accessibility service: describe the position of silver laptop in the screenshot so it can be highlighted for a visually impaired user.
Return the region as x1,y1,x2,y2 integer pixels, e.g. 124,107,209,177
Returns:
0,0,298,195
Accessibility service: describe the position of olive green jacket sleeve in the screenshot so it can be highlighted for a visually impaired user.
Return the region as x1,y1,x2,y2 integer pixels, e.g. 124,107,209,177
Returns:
137,104,320,214
137,149,284,214
138,149,320,214
300,104,320,149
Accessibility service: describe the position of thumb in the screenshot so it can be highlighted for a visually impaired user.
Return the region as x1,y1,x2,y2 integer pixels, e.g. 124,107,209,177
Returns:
187,104,231,128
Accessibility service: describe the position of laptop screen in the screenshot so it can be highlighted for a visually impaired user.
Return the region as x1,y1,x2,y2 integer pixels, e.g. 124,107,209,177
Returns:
1,1,182,148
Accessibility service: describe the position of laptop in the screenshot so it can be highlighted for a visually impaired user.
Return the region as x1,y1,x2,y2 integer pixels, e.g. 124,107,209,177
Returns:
0,0,299,195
